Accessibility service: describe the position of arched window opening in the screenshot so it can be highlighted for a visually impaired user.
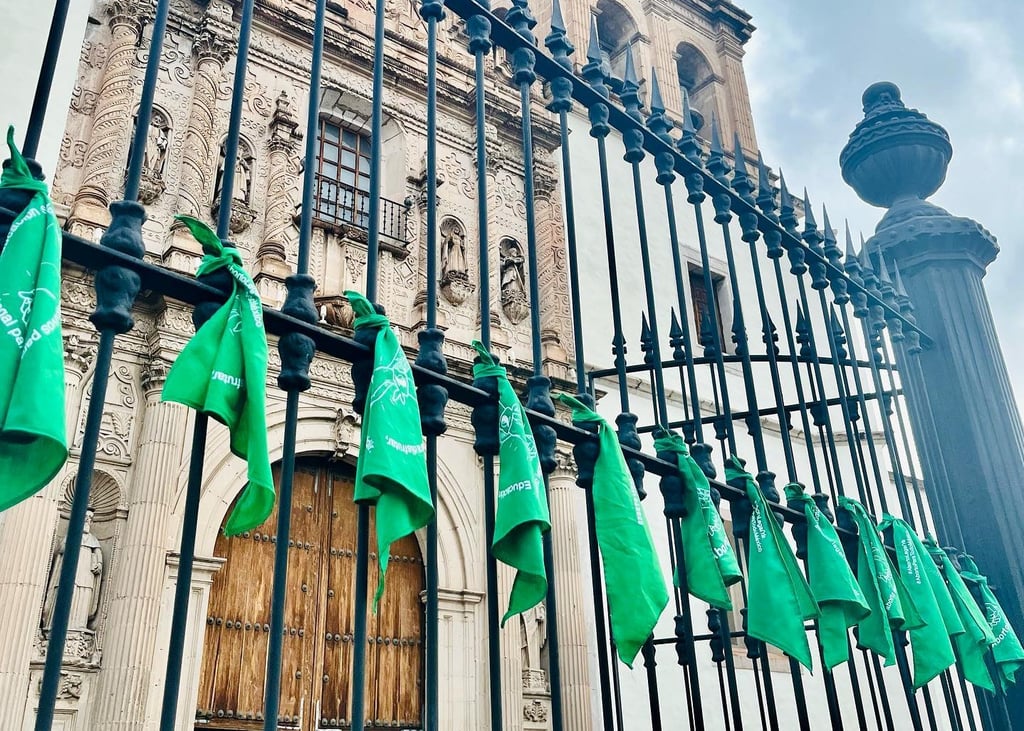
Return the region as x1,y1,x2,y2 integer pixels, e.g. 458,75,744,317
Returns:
676,43,715,135
594,0,639,93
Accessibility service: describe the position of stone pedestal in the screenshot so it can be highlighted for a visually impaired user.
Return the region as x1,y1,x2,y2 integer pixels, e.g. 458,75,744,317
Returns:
842,81,1024,728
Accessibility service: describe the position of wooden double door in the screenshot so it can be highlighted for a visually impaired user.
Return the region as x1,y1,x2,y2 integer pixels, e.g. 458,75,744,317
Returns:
196,460,424,730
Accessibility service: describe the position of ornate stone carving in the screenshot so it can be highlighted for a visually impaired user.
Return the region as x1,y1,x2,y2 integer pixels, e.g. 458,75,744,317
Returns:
439,217,474,306
317,295,354,331
212,139,257,233
42,511,104,632
136,108,171,204
520,603,546,673
332,408,360,459
37,671,85,700
523,699,548,722
500,238,529,324
63,332,98,373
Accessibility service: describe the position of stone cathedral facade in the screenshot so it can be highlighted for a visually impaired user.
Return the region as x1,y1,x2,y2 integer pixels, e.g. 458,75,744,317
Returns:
0,0,761,729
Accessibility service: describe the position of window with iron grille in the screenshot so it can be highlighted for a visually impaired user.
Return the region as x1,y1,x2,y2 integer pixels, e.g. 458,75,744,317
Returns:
314,119,371,229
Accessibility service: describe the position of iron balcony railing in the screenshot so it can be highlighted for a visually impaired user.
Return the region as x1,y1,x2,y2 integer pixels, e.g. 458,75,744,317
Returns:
313,173,411,244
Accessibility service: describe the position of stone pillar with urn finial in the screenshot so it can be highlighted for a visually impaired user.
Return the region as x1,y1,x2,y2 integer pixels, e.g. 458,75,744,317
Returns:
842,81,1024,727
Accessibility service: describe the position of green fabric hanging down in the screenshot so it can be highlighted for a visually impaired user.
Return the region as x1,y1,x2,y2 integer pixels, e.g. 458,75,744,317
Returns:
785,483,868,671
837,497,922,667
652,429,740,609
959,554,1024,693
0,127,67,511
558,394,668,667
879,516,957,688
725,456,818,671
347,291,432,610
472,341,549,625
929,540,997,692
162,216,273,536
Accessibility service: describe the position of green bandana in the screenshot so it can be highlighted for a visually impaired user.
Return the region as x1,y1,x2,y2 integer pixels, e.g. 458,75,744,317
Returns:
959,555,1024,693
348,291,432,610
652,429,740,609
879,516,956,688
0,128,67,511
558,394,668,667
785,483,868,671
726,456,818,670
929,541,996,692
837,497,922,667
162,216,272,536
472,341,549,625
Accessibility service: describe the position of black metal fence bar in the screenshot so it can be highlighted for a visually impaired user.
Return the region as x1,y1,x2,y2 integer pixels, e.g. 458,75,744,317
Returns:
22,0,73,159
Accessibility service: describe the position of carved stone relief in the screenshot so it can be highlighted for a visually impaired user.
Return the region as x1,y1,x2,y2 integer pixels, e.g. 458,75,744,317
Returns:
500,238,529,324
212,138,257,233
136,107,171,204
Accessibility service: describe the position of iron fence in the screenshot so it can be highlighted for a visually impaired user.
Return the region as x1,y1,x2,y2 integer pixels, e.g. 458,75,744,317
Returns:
2,0,1019,729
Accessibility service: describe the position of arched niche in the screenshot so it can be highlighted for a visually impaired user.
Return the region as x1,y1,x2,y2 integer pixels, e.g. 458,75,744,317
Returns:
676,42,717,134
594,0,640,90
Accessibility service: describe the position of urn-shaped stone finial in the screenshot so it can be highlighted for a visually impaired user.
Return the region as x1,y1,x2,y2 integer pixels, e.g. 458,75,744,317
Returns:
840,82,952,208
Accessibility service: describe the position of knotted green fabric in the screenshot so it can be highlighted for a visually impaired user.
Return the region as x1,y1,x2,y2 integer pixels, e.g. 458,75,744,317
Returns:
652,429,739,609
959,555,1024,693
929,541,996,691
785,483,868,670
726,456,817,670
838,497,922,667
348,291,432,610
0,127,67,511
879,516,956,688
558,394,668,667
472,341,549,625
162,216,272,536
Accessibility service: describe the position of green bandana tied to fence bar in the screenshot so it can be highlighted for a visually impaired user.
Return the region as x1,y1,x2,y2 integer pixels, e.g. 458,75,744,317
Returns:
959,554,1024,693
348,291,432,610
726,456,817,670
838,497,922,667
558,394,668,667
472,341,549,624
929,540,997,691
785,483,868,670
162,216,272,536
878,516,957,687
0,127,67,511
652,429,740,609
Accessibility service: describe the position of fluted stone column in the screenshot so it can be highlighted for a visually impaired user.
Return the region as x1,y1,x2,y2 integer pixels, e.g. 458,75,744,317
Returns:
548,449,592,731
90,352,189,731
842,81,1024,728
69,1,147,224
0,335,96,728
500,561,525,731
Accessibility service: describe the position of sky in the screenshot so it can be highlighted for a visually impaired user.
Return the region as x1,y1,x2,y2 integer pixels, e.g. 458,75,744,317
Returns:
739,0,1024,414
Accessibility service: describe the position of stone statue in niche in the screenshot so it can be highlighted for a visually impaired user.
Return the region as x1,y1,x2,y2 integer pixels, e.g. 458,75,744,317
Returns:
137,111,170,204
439,218,474,306
42,510,103,632
500,238,529,324
212,142,257,234
520,604,548,691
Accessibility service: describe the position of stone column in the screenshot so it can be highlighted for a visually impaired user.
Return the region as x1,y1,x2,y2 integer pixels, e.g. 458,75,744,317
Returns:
89,348,190,731
0,335,96,728
547,449,593,731
69,1,147,226
842,81,1024,727
253,90,302,302
174,23,232,222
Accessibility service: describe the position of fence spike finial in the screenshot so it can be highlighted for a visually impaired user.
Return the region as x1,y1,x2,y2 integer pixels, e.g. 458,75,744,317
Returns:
756,152,771,197
550,0,566,35
681,87,697,134
649,68,665,115
802,188,817,232
732,132,748,178
586,15,602,65
844,219,857,261
893,260,909,299
622,42,639,88
709,113,724,158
